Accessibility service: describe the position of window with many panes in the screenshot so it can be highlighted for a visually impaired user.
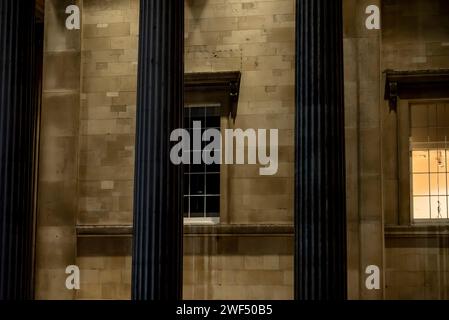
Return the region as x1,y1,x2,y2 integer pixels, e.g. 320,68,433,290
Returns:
183,105,221,224
410,102,449,221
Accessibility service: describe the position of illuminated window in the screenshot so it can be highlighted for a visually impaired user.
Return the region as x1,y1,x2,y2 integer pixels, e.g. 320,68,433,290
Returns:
410,103,449,221
411,145,449,219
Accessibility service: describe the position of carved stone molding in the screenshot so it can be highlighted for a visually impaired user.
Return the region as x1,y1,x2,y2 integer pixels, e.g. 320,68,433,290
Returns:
384,69,449,112
185,71,241,119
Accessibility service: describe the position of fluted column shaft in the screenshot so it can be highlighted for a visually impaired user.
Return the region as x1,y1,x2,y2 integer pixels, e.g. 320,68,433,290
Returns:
132,0,184,300
0,0,38,300
295,0,347,300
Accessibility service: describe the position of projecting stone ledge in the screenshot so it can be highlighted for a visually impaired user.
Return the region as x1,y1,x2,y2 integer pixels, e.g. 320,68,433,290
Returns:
76,224,294,237
384,69,449,112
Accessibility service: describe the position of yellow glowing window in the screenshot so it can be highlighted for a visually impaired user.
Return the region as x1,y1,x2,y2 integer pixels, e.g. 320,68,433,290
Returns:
411,145,449,220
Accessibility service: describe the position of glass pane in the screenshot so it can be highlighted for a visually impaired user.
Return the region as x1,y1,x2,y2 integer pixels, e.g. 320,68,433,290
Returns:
207,116,220,128
430,173,447,196
190,162,204,173
430,196,447,219
412,150,429,173
439,149,448,172
412,174,430,196
413,197,430,219
190,174,205,195
206,163,220,174
206,173,220,195
429,149,446,172
190,107,206,118
184,115,190,129
190,197,205,217
206,196,220,216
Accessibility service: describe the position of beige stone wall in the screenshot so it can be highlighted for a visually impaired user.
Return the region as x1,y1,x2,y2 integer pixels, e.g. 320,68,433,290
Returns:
74,234,293,300
184,236,293,300
35,0,139,300
69,0,138,300
76,237,131,300
383,0,449,71
343,0,384,299
385,239,449,299
35,0,81,299
78,0,138,226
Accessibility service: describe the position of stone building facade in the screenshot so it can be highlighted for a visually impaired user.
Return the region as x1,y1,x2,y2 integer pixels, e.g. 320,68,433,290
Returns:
2,0,449,300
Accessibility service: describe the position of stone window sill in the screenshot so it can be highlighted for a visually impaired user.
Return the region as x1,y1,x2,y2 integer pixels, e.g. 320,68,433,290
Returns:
385,224,449,238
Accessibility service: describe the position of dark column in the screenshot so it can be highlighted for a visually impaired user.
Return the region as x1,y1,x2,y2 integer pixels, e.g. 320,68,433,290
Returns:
0,1,39,300
295,0,347,300
132,0,184,300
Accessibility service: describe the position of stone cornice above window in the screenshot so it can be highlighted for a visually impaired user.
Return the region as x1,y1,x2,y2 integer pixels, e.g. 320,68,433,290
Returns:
185,71,241,120
384,69,449,112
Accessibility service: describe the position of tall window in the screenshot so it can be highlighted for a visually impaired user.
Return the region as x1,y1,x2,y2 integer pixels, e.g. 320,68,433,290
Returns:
411,102,449,221
183,105,221,224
